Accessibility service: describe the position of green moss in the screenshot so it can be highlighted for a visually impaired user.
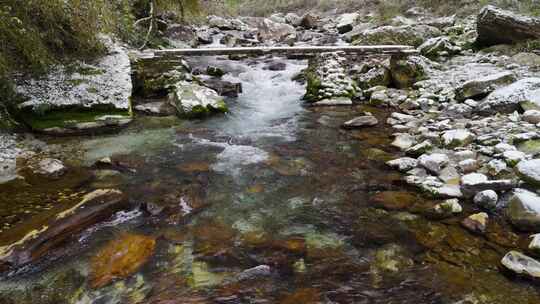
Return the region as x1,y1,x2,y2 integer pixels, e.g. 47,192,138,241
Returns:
303,68,322,102
19,107,130,131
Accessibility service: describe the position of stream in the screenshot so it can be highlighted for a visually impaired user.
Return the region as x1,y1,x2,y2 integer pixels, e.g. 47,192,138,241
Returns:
1,56,540,304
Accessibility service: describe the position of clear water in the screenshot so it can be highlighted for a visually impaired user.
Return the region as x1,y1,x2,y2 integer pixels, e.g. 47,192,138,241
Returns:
1,57,539,304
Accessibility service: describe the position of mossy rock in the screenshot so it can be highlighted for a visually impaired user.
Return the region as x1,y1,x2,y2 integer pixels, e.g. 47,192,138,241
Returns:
169,81,228,119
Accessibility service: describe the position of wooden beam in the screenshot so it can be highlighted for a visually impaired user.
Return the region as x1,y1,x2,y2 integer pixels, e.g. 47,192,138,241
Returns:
152,45,418,57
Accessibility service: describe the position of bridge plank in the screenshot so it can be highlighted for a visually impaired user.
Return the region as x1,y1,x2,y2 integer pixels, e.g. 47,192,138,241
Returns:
152,45,418,57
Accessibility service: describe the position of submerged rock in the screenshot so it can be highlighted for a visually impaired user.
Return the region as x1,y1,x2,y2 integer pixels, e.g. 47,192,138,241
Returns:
168,81,228,118
501,251,540,280
0,189,128,268
461,212,489,233
31,158,67,179
476,5,540,47
91,233,156,288
342,115,378,129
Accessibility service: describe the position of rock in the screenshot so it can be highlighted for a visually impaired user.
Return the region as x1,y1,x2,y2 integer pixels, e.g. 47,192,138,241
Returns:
461,212,489,233
206,66,225,77
454,72,516,102
477,78,540,114
353,25,441,47
517,159,540,187
336,13,359,34
265,61,287,71
208,15,246,31
196,30,213,44
311,97,353,106
523,110,540,124
501,251,540,280
461,173,515,197
285,13,301,26
134,102,176,116
300,13,319,29
418,153,449,175
304,52,358,102
487,159,508,176
256,18,296,43
355,66,392,90
342,115,378,129
503,150,526,167
90,233,156,288
200,78,243,98
237,265,272,281
0,189,128,268
343,23,375,43
529,234,540,254
33,158,67,179
168,81,228,118
166,24,197,47
458,159,479,173
507,189,540,231
474,190,499,210
16,37,132,134
391,133,416,151
419,37,460,59
442,129,474,147
387,157,418,172
476,5,540,47
433,199,463,218
513,52,540,67
406,140,433,157
424,15,456,30
390,56,427,89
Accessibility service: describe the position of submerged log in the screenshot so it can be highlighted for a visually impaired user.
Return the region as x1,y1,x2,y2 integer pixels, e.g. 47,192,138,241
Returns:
476,5,540,47
0,189,129,269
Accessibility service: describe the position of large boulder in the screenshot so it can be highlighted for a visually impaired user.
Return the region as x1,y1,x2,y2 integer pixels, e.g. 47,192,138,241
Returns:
476,5,540,47
390,56,427,88
419,37,461,59
336,13,359,34
15,37,132,135
507,189,540,231
255,18,296,43
353,25,441,47
516,159,540,188
454,72,517,102
477,78,540,114
168,81,228,118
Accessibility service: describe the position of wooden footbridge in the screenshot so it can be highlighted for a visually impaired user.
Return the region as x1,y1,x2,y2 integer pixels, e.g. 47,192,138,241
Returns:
149,45,418,58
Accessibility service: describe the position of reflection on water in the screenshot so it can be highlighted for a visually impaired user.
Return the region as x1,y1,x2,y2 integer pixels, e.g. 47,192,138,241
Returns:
1,57,540,304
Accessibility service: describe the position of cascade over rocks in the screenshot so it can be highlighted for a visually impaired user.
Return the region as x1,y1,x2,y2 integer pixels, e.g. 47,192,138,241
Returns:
476,5,540,47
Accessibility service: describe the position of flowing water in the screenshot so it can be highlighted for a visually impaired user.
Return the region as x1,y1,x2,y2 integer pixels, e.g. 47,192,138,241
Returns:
1,57,540,303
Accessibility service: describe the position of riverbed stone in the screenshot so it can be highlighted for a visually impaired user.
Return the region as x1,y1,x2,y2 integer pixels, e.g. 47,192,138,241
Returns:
501,251,540,280
168,81,228,118
406,141,433,157
336,13,359,34
418,153,449,175
442,129,474,147
433,199,463,218
523,110,540,124
91,233,156,288
462,212,489,233
390,56,427,89
477,78,540,114
342,115,378,129
474,190,499,210
32,158,67,179
386,157,418,172
352,25,441,47
516,159,540,187
454,71,516,102
392,133,416,151
507,189,540,231
419,37,460,59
